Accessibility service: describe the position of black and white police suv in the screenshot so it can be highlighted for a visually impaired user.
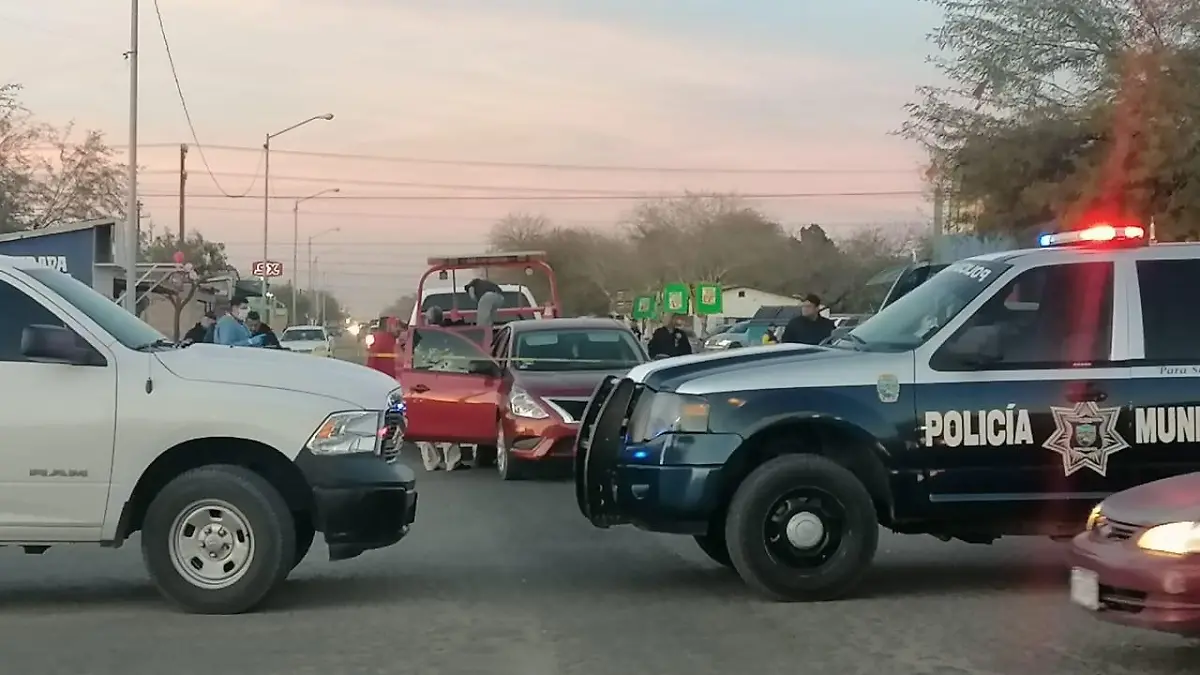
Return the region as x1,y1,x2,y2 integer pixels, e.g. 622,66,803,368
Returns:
575,223,1200,602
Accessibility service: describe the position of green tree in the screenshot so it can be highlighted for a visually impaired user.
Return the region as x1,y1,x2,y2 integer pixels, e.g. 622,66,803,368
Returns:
141,229,233,339
0,83,126,232
269,281,346,326
905,0,1200,238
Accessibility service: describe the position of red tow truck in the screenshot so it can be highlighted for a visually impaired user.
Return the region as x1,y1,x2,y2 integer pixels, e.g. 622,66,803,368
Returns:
365,252,565,468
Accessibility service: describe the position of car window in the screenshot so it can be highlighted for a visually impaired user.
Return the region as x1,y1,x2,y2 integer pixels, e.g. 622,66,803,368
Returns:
281,329,326,341
0,278,68,362
1137,259,1200,363
490,327,510,360
513,329,645,371
420,291,531,312
23,267,168,349
934,262,1114,369
411,328,487,373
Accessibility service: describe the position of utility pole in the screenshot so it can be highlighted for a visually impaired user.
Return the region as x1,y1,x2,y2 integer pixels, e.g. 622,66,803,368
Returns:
178,143,188,240
122,0,140,314
313,257,320,325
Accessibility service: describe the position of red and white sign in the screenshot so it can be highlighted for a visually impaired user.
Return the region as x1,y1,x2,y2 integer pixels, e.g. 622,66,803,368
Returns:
252,260,284,277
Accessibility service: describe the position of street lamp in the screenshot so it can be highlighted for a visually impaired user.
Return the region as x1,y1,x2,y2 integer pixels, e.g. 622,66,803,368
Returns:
307,227,339,323
261,113,334,302
291,187,339,325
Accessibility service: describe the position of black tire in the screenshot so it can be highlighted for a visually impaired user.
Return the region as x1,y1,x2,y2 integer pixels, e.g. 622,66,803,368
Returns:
694,532,733,568
725,454,878,602
496,423,527,481
141,465,297,614
292,518,316,570
474,445,498,468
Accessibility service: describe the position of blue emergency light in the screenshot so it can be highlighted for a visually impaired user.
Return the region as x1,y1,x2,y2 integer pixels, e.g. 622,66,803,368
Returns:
1038,224,1146,248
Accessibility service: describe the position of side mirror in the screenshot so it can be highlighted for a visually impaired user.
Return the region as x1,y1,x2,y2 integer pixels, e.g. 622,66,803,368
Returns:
936,326,1003,369
21,325,97,366
467,359,501,377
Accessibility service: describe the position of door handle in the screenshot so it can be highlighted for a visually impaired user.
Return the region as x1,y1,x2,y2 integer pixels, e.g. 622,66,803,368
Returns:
411,384,430,393
1065,383,1107,403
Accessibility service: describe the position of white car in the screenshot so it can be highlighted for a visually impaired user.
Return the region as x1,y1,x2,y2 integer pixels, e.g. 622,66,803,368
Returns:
279,325,332,356
0,255,416,614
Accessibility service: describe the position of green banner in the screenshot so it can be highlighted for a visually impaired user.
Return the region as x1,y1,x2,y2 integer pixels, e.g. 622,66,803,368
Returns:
694,283,722,315
662,282,691,315
631,295,657,320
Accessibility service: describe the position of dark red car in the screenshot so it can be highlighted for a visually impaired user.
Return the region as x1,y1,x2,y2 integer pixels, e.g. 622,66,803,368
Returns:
398,318,647,480
1068,472,1200,635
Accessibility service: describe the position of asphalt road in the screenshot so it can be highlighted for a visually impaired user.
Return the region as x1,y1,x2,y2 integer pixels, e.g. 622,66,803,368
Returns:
1,460,1197,675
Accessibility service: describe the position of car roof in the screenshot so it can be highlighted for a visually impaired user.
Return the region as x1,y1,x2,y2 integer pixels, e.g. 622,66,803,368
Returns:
507,317,627,333
283,325,325,330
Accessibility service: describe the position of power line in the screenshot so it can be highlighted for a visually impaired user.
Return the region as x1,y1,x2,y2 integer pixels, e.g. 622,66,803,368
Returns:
141,190,924,202
150,0,264,198
176,204,601,223
128,143,920,175
139,170,678,195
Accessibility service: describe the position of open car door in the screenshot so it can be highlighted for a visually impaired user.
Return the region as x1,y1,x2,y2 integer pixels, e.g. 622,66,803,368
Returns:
400,325,501,445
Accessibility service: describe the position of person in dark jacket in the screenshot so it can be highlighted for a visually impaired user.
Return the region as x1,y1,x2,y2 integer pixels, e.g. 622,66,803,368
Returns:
245,311,281,348
647,314,693,358
464,278,505,333
781,293,836,345
181,311,216,345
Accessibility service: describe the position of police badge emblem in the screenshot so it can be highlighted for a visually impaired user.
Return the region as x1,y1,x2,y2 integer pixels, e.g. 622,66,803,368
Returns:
1042,402,1129,477
876,374,900,403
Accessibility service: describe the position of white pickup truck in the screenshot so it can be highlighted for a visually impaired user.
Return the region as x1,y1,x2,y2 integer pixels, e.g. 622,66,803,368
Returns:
0,255,416,614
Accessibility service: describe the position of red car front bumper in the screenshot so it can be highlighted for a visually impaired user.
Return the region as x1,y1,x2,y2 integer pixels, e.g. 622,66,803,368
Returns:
503,414,579,462
1068,528,1200,636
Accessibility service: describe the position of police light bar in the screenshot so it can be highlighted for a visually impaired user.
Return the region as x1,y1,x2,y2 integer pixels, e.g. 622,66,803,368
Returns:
1038,224,1146,247
425,251,548,267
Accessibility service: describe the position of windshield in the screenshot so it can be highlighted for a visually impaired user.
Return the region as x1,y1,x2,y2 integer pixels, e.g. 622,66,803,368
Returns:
23,268,170,349
421,291,531,312
724,321,750,334
513,328,645,371
281,328,325,341
842,260,1010,352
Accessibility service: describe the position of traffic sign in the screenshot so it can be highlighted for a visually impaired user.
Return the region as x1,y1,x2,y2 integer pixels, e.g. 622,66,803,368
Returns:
252,260,284,277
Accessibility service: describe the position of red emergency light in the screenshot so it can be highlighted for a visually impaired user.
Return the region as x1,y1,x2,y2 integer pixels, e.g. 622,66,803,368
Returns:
425,251,548,268
1038,223,1146,248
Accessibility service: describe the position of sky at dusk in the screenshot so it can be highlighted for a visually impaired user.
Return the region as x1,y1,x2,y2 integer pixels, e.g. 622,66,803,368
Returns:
2,0,946,314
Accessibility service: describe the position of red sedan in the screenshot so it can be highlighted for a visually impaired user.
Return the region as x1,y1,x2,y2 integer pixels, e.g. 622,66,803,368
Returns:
1068,472,1200,635
396,318,647,480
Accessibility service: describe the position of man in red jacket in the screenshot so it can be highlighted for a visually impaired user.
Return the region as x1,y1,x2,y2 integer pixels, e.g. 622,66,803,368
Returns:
365,316,400,376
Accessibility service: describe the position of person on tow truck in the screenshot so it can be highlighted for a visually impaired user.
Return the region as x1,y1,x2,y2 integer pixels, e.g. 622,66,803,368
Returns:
464,277,505,335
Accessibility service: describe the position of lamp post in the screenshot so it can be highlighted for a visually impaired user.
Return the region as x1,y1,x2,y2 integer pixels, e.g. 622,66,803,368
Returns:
262,113,334,303
122,0,140,313
307,227,339,323
291,187,339,325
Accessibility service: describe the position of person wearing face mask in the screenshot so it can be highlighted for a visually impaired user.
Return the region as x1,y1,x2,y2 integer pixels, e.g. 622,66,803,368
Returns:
213,297,267,347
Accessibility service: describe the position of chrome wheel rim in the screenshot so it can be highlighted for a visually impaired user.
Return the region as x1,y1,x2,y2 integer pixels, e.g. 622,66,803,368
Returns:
168,500,256,589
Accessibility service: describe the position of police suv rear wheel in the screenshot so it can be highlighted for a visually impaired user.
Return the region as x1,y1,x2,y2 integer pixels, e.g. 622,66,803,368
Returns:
141,465,297,614
725,454,878,601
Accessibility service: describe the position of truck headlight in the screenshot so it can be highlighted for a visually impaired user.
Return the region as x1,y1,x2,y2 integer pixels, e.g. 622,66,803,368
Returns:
628,392,709,441
306,410,385,456
1085,503,1104,531
509,387,549,419
1137,521,1200,555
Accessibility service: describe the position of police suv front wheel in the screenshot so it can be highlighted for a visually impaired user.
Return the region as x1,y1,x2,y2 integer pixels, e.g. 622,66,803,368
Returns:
725,454,878,602
141,465,296,614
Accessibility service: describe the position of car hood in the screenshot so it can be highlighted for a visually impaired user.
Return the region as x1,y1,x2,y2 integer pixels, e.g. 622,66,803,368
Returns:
626,344,893,393
512,367,635,398
1101,472,1200,526
156,344,397,408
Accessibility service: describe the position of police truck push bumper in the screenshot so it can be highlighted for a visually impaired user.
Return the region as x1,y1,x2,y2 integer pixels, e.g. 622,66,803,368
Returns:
574,376,740,534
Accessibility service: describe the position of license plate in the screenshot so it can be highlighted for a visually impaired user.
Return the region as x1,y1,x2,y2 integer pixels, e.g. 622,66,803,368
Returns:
1070,567,1100,610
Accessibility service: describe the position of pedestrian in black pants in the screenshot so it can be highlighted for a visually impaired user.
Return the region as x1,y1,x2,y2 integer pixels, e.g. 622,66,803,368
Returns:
781,293,836,345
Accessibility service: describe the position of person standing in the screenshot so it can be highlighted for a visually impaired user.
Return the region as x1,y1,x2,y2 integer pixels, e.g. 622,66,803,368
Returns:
647,314,693,358
181,311,216,345
762,324,780,345
245,311,281,348
464,278,505,334
213,297,267,347
780,293,835,345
